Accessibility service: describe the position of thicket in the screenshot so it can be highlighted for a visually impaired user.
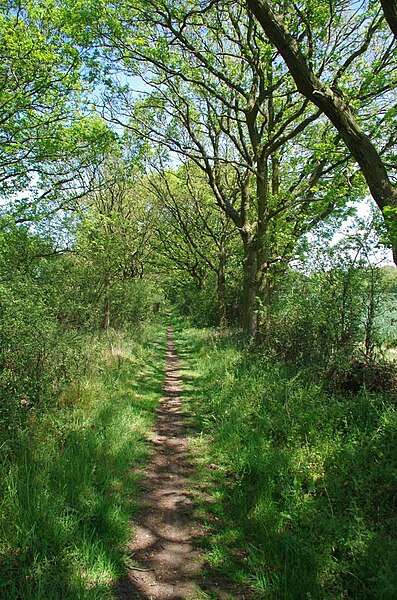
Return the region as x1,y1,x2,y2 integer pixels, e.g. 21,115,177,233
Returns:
268,263,397,393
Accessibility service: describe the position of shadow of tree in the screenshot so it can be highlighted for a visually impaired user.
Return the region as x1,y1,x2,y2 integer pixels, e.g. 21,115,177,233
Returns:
0,329,166,599
172,326,397,599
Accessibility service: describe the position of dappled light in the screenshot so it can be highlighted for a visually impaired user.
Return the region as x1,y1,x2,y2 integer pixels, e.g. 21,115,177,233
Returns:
176,327,397,598
1,0,396,598
0,327,166,598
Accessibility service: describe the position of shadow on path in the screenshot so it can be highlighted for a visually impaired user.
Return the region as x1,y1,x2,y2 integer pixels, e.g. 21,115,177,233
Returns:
116,327,241,600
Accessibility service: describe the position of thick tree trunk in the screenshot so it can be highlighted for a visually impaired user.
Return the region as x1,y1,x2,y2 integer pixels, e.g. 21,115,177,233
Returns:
255,155,273,332
246,0,397,265
242,241,258,338
258,270,272,331
380,0,397,37
217,247,227,327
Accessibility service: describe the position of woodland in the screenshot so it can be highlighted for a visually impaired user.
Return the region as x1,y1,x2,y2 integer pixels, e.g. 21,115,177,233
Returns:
0,0,397,598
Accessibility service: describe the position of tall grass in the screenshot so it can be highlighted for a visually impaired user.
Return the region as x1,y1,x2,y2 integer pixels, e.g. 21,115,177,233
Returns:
0,324,165,599
175,327,397,599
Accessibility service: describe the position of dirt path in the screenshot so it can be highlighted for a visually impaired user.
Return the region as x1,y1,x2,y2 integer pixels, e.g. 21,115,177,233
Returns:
116,326,226,600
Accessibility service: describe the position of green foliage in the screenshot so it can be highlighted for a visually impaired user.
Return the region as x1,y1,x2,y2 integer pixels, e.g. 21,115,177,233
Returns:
0,220,163,438
0,226,82,429
0,0,116,221
377,270,397,352
109,279,163,328
165,274,219,328
0,198,167,598
267,237,393,378
149,162,237,327
382,206,397,256
269,267,365,365
0,1,396,598
0,280,82,425
176,326,397,599
71,162,160,329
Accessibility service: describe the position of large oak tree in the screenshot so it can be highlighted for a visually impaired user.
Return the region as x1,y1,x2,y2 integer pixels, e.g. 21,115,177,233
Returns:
89,0,358,334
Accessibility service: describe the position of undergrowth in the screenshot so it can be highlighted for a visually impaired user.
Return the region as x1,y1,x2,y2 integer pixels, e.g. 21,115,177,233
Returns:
0,323,165,599
175,326,397,599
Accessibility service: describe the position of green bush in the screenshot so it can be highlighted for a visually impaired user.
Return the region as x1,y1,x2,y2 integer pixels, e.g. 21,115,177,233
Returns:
110,279,163,327
0,282,82,433
267,257,397,393
165,274,219,327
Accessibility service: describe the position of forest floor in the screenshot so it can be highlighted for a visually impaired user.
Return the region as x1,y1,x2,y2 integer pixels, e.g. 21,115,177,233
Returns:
115,326,250,600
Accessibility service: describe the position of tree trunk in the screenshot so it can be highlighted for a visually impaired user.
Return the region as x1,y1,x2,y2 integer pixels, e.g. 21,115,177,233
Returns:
246,0,397,265
242,240,258,338
380,0,397,37
255,154,272,332
217,247,227,328
258,270,273,332
103,277,110,330
103,294,110,330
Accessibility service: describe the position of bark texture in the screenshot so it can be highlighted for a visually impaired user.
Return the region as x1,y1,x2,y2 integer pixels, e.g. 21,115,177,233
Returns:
242,241,258,338
380,0,397,37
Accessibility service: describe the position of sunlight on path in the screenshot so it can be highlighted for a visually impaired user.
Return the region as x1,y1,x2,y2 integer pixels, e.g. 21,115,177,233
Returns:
116,327,207,600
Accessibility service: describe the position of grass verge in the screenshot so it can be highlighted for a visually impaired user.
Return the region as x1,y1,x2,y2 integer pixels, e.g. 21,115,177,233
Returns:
0,323,165,599
174,326,397,599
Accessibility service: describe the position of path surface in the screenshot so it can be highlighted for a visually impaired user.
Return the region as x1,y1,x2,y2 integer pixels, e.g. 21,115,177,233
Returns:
116,326,220,600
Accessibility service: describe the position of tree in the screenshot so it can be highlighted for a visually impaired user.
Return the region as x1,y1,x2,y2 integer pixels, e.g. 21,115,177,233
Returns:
92,0,357,335
76,159,153,329
246,0,397,264
0,1,115,222
147,161,235,326
380,0,397,37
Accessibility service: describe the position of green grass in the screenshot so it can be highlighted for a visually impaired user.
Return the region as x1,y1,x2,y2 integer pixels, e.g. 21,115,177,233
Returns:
174,326,397,599
0,323,166,599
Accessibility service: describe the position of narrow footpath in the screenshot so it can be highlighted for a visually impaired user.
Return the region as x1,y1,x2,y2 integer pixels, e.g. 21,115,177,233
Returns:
116,327,211,599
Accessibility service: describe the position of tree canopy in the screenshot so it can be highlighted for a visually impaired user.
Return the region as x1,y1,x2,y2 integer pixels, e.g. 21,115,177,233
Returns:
0,0,395,334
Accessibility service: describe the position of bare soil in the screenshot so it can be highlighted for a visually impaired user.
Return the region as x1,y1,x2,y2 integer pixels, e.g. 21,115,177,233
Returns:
115,327,247,600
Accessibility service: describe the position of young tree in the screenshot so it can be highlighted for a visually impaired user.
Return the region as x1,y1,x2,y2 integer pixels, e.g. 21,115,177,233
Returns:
148,162,235,326
76,159,153,329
